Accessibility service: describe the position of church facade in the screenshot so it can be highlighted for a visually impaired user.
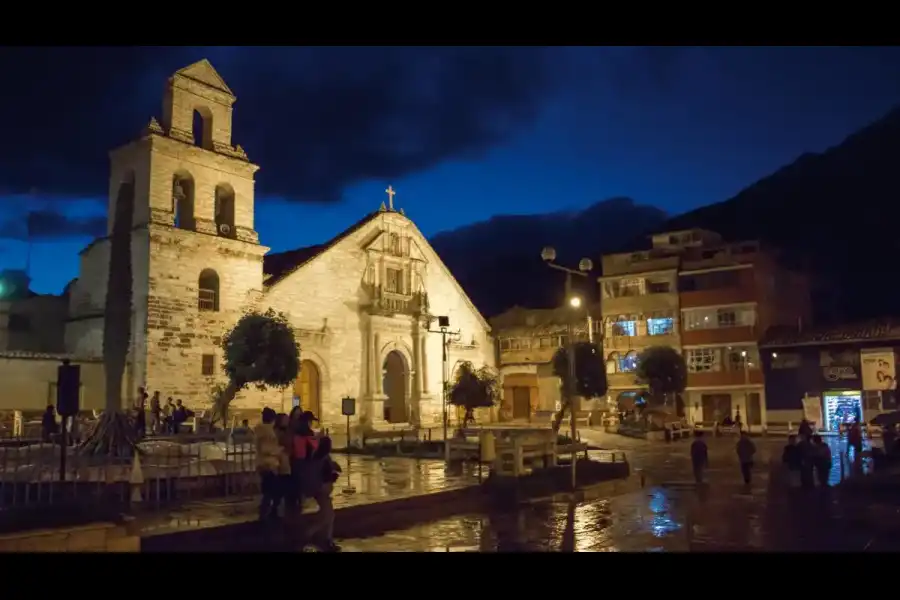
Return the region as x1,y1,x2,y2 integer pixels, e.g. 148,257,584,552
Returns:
63,60,495,429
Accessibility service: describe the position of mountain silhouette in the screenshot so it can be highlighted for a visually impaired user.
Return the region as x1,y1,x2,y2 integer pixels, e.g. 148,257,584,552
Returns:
660,105,900,324
430,197,668,317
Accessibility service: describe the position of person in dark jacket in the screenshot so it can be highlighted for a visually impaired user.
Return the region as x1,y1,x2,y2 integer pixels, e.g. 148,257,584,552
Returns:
690,431,709,485
41,405,59,443
798,434,815,489
781,434,802,487
798,420,813,439
811,434,832,487
289,411,320,512
303,436,342,552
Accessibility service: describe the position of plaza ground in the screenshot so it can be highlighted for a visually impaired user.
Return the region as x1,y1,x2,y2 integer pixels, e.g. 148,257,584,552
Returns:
338,431,891,552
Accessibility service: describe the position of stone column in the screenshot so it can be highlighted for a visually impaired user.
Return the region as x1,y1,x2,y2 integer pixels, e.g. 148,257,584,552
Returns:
420,335,430,395
367,319,376,397
374,332,383,395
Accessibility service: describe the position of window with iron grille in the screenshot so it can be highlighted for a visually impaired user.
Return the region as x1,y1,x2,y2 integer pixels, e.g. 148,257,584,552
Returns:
385,268,403,294
201,354,215,376
198,269,219,311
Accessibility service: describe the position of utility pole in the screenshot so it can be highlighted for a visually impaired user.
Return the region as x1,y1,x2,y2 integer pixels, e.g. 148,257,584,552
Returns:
428,315,460,463
541,246,594,490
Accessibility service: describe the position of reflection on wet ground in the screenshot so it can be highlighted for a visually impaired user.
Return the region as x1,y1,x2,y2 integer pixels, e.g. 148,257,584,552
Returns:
341,434,889,552
138,454,482,536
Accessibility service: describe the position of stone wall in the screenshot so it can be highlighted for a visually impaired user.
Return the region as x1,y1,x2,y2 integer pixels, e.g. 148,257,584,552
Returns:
0,523,138,552
143,223,266,408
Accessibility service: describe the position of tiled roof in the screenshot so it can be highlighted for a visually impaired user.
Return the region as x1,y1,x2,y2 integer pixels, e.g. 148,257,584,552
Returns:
491,304,601,337
762,319,900,347
263,211,380,287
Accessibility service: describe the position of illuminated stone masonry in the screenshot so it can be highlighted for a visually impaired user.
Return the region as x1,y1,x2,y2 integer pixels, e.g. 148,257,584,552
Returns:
63,59,494,431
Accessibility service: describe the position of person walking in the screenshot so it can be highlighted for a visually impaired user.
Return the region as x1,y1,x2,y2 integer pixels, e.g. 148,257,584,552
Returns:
811,434,832,488
254,407,285,522
303,436,342,552
149,391,162,435
289,411,320,514
690,431,709,485
736,431,757,486
781,434,802,487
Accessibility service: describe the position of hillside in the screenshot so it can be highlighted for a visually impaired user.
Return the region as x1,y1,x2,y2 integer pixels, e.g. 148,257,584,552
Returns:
662,106,900,323
430,197,667,317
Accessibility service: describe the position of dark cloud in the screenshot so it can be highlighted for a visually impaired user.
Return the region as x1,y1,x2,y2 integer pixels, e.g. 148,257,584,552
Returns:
0,210,106,241
0,46,557,204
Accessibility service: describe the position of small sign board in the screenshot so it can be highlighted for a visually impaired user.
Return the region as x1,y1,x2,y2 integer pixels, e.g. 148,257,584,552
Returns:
341,396,356,417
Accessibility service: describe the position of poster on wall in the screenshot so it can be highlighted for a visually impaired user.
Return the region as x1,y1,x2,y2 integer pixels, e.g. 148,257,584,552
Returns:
802,396,823,428
861,349,897,391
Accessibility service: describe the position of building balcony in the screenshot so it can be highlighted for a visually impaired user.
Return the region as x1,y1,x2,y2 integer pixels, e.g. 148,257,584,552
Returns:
602,255,680,277
608,372,641,389
679,287,756,309
602,292,679,316
687,368,764,388
681,326,758,347
604,333,680,352
365,286,428,316
499,346,558,366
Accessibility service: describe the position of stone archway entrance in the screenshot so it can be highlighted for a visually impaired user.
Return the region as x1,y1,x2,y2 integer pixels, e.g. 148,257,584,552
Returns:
383,351,408,423
293,360,321,419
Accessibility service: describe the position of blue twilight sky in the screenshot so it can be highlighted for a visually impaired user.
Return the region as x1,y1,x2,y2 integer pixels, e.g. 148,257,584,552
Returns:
2,46,900,294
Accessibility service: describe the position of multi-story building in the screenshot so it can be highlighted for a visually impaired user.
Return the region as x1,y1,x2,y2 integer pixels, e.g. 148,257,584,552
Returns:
492,304,600,422
599,228,811,431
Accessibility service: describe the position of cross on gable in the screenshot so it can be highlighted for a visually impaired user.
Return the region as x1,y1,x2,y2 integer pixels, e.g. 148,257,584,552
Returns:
385,185,396,211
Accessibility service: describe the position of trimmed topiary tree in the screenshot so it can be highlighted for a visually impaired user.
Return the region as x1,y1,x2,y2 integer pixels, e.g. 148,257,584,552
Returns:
448,362,499,430
635,345,687,410
212,308,301,427
551,341,608,434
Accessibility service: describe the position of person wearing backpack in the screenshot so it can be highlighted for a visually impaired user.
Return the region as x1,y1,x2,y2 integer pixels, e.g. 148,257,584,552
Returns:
304,436,342,552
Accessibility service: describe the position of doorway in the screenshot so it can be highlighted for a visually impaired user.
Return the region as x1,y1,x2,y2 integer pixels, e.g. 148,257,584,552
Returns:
383,351,408,423
511,386,531,420
823,390,863,432
701,394,732,424
293,360,321,419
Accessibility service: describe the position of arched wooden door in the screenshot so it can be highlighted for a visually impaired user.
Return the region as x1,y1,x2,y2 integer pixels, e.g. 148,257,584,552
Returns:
293,360,321,419
383,351,408,423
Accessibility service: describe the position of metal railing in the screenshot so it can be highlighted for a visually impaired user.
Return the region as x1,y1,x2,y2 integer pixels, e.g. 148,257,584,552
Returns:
0,433,259,520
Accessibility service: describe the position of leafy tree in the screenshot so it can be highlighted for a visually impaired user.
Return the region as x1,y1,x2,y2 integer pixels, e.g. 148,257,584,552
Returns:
635,345,687,410
212,309,301,426
82,177,139,456
551,341,608,434
448,362,499,430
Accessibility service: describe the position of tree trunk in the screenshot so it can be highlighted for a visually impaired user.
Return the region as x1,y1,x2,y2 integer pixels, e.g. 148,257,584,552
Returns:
551,385,571,435
82,179,135,456
211,381,239,428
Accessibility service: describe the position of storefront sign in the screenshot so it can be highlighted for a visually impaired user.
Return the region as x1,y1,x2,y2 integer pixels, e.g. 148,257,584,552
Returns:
822,366,857,382
861,348,897,390
802,396,823,427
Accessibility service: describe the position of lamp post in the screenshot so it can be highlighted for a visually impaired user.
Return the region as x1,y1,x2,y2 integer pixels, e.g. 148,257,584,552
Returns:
428,315,460,463
541,246,593,490
742,350,749,429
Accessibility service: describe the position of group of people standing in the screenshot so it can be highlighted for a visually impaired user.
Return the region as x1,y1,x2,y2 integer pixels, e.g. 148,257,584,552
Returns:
135,389,194,436
781,419,862,488
254,406,341,552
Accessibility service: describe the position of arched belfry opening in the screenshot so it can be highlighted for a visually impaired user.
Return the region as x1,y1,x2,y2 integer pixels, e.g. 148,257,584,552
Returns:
214,183,236,238
198,269,220,312
192,107,214,150
383,351,408,423
172,172,195,231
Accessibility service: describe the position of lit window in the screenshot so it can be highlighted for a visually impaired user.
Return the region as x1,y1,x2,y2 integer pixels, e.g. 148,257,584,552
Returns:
613,320,637,336
647,318,673,336
619,351,639,372
687,348,719,372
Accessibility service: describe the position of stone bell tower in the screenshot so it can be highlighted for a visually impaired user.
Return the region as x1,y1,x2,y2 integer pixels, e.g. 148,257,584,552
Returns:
103,59,269,403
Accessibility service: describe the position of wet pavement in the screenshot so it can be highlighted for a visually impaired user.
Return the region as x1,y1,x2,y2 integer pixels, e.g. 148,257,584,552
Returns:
137,454,481,537
340,432,890,552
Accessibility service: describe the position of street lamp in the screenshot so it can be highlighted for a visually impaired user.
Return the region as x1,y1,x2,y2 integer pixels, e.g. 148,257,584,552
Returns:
541,246,593,490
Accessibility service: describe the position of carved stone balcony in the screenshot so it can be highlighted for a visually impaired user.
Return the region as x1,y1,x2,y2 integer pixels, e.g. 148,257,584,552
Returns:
366,285,428,316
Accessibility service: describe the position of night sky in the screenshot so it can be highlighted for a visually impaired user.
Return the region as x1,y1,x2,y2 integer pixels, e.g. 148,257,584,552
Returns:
3,46,900,294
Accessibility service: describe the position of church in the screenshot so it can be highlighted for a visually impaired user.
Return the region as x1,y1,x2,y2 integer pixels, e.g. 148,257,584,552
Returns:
62,60,495,430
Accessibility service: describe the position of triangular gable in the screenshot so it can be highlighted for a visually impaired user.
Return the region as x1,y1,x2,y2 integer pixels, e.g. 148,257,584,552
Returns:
175,59,234,96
